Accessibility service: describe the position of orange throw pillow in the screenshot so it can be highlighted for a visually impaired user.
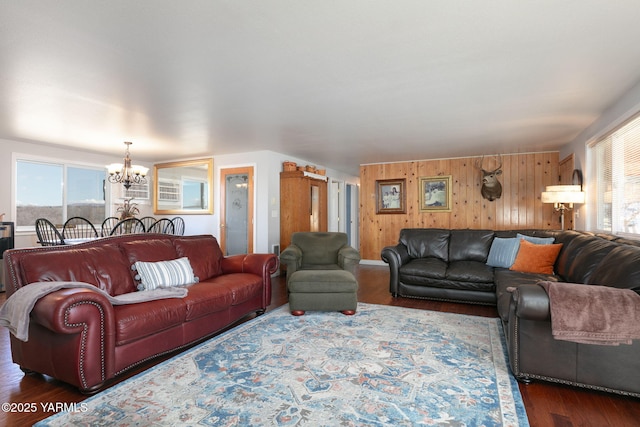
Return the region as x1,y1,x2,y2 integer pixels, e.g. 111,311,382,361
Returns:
510,239,563,275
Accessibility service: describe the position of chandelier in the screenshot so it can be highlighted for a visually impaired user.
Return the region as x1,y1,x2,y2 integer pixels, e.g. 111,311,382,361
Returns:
106,141,149,189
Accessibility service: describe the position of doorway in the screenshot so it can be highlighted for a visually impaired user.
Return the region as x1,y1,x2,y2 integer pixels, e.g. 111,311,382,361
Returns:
220,167,254,255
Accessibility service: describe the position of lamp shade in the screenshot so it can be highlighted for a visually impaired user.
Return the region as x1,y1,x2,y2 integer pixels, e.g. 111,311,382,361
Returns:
541,185,585,204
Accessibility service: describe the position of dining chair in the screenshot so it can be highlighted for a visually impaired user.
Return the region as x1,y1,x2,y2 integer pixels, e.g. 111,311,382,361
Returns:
171,216,185,235
62,217,99,240
148,218,175,234
35,218,65,246
139,216,156,232
109,217,146,235
101,217,120,237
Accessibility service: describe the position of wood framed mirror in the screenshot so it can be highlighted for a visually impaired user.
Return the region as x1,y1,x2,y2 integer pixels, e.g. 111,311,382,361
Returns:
153,158,214,215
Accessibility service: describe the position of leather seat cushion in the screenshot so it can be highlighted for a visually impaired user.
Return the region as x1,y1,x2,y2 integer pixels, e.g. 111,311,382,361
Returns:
449,229,494,262
114,298,186,345
21,245,137,296
208,273,263,305
399,228,450,261
565,239,618,284
119,238,177,264
183,282,234,321
446,260,494,282
174,236,224,281
400,258,447,282
588,245,640,293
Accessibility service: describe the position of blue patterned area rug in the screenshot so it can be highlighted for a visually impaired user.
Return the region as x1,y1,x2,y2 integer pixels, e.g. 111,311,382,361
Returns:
37,303,529,426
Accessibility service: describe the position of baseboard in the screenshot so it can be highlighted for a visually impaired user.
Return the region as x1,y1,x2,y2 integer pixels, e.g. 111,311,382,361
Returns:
359,259,386,266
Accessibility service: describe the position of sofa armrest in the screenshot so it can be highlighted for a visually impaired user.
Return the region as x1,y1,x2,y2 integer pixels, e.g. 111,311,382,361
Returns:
279,244,303,273
24,288,116,392
380,243,410,296
221,253,279,308
31,288,115,332
221,253,279,276
510,285,551,321
338,245,361,274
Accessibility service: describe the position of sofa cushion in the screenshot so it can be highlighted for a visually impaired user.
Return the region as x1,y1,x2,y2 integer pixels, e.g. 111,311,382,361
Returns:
588,246,640,293
446,260,494,283
510,240,563,275
399,258,448,283
554,234,595,279
119,238,177,264
209,273,264,305
486,237,520,268
21,245,137,296
449,229,494,262
114,298,186,345
174,236,223,281
399,228,450,261
134,257,198,291
564,239,617,284
182,281,234,321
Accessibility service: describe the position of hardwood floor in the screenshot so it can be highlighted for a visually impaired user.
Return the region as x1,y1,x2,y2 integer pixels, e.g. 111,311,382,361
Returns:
1,264,639,426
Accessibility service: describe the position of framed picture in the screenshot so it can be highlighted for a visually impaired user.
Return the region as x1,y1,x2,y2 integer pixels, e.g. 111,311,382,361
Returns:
375,179,406,214
419,175,452,212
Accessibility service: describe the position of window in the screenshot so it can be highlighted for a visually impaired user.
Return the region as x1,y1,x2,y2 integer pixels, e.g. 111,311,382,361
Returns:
589,114,640,236
16,159,107,229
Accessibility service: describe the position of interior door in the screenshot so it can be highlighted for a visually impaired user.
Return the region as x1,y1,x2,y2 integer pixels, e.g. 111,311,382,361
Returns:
220,167,254,255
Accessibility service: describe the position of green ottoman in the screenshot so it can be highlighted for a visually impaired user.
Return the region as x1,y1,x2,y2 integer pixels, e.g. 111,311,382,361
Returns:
287,269,358,316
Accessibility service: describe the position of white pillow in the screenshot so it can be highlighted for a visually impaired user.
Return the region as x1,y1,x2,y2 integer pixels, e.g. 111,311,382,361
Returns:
133,257,198,291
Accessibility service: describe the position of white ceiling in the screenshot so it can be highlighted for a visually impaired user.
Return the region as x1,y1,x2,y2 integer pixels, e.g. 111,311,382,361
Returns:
2,1,640,175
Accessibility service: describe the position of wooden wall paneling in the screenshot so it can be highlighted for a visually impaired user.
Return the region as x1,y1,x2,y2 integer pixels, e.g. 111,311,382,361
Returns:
450,158,464,229
470,158,482,229
558,154,576,229
358,152,560,259
492,156,510,230
498,154,510,229
515,154,524,226
506,155,517,227
533,153,544,227
546,152,557,226
559,154,575,185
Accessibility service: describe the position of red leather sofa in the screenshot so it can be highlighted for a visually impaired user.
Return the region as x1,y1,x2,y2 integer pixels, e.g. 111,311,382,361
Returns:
2,233,279,393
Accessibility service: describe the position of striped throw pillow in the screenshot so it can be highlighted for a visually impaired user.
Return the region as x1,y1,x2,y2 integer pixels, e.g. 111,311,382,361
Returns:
133,257,198,291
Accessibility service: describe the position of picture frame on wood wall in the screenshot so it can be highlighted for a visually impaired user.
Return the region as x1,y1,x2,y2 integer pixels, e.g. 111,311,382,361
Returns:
419,175,452,212
375,179,406,214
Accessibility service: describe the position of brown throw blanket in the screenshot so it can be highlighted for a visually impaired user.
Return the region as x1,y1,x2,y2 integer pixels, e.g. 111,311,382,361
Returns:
538,281,640,346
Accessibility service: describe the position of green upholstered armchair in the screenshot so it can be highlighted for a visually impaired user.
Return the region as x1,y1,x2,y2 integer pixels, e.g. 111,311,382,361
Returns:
280,232,361,279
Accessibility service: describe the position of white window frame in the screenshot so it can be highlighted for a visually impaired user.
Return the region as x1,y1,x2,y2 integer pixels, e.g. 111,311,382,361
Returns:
12,153,110,232
587,112,640,238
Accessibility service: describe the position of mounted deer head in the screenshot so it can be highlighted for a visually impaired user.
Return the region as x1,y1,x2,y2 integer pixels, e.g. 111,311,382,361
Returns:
475,154,503,201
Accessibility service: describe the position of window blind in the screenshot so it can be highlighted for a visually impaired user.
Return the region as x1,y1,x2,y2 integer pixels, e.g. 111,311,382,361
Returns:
590,113,640,235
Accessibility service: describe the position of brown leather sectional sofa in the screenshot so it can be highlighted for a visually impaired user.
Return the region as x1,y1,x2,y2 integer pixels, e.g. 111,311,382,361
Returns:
3,234,279,393
382,229,640,398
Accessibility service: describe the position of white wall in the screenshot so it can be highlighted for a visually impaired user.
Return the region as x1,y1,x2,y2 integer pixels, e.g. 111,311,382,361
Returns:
561,79,640,230
213,150,359,255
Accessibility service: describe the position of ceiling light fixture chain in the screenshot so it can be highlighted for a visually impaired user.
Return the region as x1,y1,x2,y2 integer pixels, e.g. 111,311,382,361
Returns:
106,141,149,189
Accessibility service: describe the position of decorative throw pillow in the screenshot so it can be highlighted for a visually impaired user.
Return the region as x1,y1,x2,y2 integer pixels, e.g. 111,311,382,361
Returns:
510,239,563,275
133,257,198,291
486,237,521,268
517,233,555,245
